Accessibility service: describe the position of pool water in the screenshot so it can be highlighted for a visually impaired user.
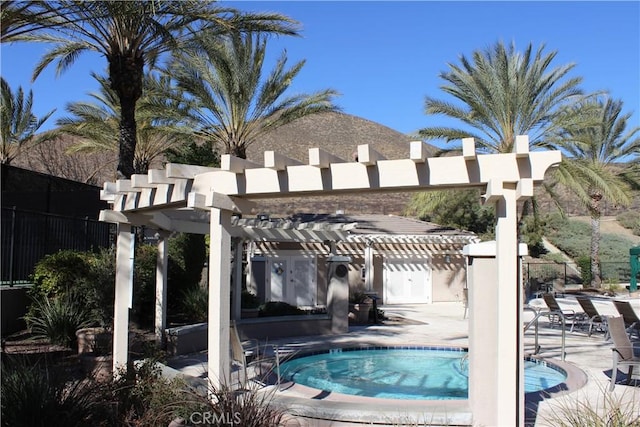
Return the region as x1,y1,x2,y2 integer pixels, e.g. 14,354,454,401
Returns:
279,348,566,400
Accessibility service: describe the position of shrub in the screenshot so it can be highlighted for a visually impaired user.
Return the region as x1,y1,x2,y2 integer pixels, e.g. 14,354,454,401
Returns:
1,357,110,426
241,289,260,309
30,249,115,328
133,244,159,327
544,214,637,262
180,286,208,323
577,256,592,286
109,358,200,426
203,382,286,427
31,250,93,299
24,294,94,349
541,252,566,263
543,384,640,426
259,301,306,317
617,210,640,235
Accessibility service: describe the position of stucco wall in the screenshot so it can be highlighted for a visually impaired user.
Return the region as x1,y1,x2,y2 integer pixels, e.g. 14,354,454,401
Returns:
431,254,467,302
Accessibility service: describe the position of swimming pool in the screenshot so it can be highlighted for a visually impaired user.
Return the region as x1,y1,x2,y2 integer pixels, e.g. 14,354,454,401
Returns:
278,346,567,400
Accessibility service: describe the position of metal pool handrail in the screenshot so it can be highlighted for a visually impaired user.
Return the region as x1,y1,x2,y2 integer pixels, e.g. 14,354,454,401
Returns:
524,306,567,361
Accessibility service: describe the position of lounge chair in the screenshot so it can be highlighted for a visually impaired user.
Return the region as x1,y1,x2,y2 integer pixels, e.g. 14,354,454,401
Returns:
230,321,261,385
575,296,609,338
542,293,581,332
612,300,640,340
608,315,640,391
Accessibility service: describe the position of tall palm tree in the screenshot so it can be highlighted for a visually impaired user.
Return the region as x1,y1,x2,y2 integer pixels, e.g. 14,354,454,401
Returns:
411,41,587,248
13,1,298,178
169,31,340,159
0,77,54,164
418,41,584,152
548,97,640,286
55,72,191,174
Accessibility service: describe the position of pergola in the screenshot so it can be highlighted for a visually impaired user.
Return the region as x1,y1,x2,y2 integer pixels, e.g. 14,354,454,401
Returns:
100,136,561,426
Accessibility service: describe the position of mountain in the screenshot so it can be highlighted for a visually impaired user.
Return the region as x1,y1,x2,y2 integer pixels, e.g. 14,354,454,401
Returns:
244,112,435,216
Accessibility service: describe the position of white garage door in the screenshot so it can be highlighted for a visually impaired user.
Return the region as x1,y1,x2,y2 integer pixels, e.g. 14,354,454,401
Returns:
383,260,432,304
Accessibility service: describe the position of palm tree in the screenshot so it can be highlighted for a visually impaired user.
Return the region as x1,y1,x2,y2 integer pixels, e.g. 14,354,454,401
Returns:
55,72,191,174
13,1,298,178
0,77,54,164
169,30,340,159
411,41,587,248
418,41,584,152
0,1,60,43
548,97,640,287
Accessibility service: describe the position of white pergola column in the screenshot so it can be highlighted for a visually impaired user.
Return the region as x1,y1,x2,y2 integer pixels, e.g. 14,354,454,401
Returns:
208,208,232,387
112,223,134,375
469,183,524,426
492,184,524,426
155,231,169,344
232,238,243,320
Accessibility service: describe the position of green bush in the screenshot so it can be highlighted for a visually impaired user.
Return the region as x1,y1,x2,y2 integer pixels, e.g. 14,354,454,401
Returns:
24,295,93,349
31,250,93,298
133,244,159,327
616,211,640,234
180,286,208,323
577,256,592,286
241,289,261,309
259,301,306,317
544,214,636,262
30,249,115,328
1,358,110,426
134,236,207,326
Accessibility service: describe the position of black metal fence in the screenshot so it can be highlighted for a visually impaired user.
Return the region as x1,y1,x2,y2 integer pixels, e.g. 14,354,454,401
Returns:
1,207,115,285
524,261,631,289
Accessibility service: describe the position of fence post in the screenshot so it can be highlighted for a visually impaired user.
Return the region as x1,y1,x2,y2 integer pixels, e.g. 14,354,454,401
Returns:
8,206,17,286
84,216,90,251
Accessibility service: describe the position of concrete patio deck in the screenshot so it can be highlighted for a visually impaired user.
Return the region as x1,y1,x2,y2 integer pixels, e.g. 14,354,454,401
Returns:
165,296,640,426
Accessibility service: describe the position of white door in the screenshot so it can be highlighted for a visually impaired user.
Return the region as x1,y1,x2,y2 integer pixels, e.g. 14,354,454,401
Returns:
384,260,432,304
291,256,315,306
268,259,288,302
267,254,316,307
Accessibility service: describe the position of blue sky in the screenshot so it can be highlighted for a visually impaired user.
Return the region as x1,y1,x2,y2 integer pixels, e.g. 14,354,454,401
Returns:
1,1,639,147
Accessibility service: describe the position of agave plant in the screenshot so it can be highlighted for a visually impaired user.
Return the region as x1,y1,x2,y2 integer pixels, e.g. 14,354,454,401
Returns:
24,294,94,349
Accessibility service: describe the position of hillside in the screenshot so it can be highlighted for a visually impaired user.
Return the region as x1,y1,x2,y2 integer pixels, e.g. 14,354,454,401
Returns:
571,216,640,245
245,112,435,216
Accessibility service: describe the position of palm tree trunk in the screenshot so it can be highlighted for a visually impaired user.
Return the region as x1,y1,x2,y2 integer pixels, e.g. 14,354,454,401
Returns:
117,95,137,179
110,55,143,179
590,193,603,288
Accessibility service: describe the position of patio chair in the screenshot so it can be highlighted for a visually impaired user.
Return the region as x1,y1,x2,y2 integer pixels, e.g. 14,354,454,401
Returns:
608,315,640,391
612,300,640,340
542,293,581,332
575,296,609,338
230,321,261,385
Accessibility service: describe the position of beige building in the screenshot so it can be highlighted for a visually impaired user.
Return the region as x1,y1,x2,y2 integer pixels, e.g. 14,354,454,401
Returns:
244,213,478,308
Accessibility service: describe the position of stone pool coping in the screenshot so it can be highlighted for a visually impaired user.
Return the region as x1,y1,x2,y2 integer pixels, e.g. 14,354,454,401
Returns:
259,342,588,426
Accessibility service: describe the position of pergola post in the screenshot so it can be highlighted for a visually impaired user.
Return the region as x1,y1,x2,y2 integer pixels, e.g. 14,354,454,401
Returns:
232,237,243,320
155,231,169,345
469,182,524,426
113,223,134,375
208,208,232,387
